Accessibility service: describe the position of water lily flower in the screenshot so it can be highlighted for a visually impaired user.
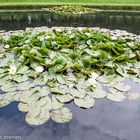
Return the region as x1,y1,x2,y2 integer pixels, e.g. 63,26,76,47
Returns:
4,44,10,49
8,65,17,75
35,66,44,73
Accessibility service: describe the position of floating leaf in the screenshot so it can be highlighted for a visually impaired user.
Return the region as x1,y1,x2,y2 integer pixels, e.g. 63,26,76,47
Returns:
18,102,29,112
51,95,64,110
56,94,74,103
25,108,50,126
13,74,29,83
74,95,95,108
92,84,107,98
113,82,131,92
17,66,30,74
107,88,126,102
69,88,86,98
50,107,72,123
1,83,17,92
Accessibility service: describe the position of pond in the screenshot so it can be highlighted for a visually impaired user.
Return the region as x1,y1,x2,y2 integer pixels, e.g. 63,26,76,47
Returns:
0,10,140,140
0,10,140,34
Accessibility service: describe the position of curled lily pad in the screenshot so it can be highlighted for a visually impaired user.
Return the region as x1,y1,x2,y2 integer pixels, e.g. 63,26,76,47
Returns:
74,95,95,109
56,94,74,103
50,107,72,123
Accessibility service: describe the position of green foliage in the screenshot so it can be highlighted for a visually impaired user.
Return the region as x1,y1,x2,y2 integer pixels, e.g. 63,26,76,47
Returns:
0,27,140,126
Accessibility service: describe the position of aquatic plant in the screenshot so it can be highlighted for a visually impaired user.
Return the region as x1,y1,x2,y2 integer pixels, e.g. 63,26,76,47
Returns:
0,27,140,126
43,5,96,15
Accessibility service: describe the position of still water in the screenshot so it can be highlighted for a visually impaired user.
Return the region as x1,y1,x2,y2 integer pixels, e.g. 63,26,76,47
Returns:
0,10,140,140
1,79,140,140
0,11,140,34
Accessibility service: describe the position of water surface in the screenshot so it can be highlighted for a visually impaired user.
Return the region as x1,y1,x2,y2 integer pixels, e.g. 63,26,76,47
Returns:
0,11,140,34
0,10,140,140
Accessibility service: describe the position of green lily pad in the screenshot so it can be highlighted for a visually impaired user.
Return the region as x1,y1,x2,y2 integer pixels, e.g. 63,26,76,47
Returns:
69,88,86,98
50,107,72,123
1,83,17,92
113,82,131,92
18,102,29,112
51,95,64,110
0,94,13,108
56,94,74,103
107,88,126,102
92,84,107,98
74,95,95,108
25,108,50,126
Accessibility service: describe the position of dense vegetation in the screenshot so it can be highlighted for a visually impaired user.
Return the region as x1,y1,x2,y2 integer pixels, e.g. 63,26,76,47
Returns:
0,27,140,125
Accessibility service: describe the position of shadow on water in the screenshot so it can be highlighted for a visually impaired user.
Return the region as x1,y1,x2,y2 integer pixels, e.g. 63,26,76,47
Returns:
0,11,140,34
0,80,140,140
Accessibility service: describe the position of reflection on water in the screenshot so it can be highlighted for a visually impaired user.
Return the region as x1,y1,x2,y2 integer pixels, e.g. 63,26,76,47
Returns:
0,11,140,34
0,80,140,140
0,10,140,140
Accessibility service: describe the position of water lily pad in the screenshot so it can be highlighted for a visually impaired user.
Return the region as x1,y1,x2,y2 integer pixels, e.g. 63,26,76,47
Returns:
17,66,30,74
50,107,72,123
92,84,107,98
13,74,29,83
56,75,66,84
56,94,74,103
18,82,35,91
107,88,126,102
25,109,50,126
18,102,29,112
38,86,50,97
113,82,131,92
69,88,86,98
51,95,64,110
51,85,69,94
74,95,95,108
1,83,17,92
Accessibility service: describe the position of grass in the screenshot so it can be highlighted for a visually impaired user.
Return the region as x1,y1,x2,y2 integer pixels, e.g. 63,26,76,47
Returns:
0,0,140,6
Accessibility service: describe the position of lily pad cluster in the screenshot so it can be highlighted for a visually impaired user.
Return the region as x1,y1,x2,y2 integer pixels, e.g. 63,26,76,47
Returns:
43,5,96,15
0,27,140,126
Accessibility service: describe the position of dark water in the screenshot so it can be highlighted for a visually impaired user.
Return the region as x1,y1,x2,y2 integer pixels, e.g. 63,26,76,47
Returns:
0,11,140,34
0,11,140,140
